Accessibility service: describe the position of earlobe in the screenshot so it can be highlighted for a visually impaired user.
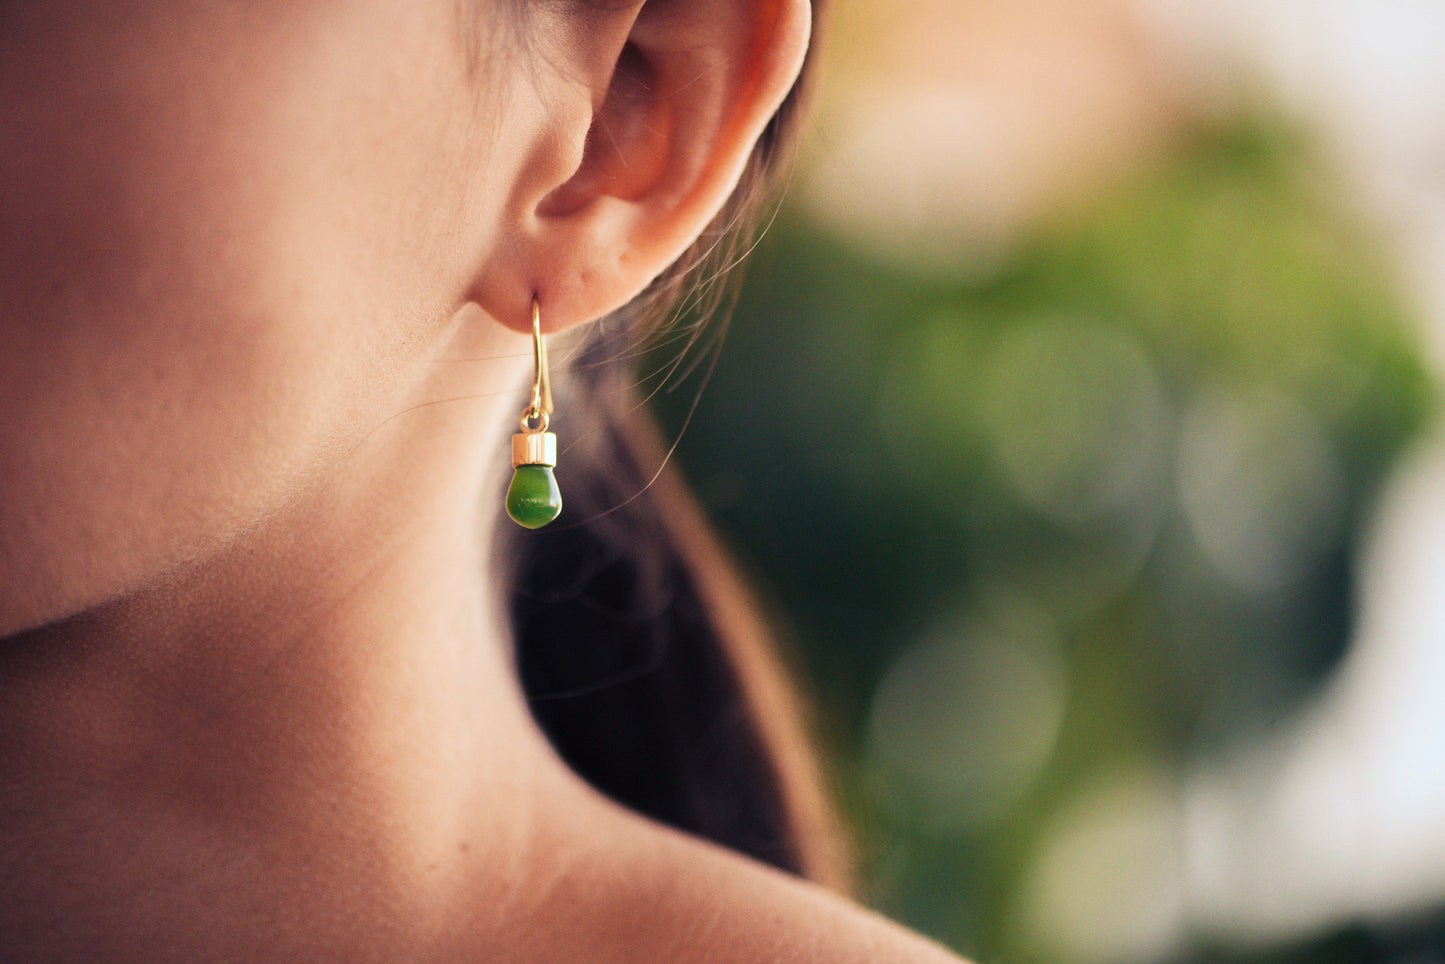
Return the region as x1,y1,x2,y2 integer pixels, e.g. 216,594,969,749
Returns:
476,0,811,336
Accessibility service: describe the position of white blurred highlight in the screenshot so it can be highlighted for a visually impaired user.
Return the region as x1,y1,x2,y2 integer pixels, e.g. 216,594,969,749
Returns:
1015,768,1186,964
1177,386,1344,594
866,600,1068,830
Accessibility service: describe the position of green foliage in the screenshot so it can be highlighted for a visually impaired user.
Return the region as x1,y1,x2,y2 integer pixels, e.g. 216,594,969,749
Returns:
654,115,1435,963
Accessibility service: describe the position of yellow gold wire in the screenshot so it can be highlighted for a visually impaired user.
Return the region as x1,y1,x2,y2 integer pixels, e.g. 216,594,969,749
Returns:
520,297,552,433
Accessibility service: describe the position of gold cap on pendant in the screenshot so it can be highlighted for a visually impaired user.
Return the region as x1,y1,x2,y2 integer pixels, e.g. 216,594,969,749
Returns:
512,431,557,468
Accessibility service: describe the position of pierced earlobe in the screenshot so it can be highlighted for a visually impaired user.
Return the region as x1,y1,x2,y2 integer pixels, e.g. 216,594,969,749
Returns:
506,299,562,529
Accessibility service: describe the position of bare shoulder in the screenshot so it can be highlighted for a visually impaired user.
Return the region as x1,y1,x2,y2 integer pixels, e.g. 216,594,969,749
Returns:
464,784,970,964
639,828,970,964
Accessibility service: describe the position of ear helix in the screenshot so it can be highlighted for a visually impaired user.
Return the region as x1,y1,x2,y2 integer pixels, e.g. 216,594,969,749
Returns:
505,298,562,529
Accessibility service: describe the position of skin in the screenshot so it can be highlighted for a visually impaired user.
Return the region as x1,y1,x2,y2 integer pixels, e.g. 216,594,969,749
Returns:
0,1,967,960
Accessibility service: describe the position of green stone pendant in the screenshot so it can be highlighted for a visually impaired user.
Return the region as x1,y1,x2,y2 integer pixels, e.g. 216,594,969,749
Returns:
506,463,561,529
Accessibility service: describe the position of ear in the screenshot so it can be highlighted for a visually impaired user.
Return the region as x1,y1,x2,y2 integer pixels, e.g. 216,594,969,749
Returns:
475,0,811,334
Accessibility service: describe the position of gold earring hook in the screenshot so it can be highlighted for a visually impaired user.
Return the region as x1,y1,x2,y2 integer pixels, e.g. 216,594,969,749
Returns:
521,297,552,433
507,296,562,527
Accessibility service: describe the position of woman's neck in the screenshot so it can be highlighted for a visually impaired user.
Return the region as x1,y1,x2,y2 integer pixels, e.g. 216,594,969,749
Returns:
0,320,568,957
0,310,973,962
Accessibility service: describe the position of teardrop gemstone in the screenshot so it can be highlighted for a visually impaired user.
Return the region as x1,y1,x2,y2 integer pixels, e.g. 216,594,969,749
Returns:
506,464,562,529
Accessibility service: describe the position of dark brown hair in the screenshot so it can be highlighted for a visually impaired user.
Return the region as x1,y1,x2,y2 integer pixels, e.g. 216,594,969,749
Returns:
502,0,847,889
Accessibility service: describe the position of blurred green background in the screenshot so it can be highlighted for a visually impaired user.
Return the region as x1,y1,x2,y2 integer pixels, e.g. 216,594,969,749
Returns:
648,2,1445,961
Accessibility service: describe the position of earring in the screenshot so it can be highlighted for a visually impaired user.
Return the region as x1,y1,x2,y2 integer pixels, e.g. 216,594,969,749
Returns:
506,298,562,529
